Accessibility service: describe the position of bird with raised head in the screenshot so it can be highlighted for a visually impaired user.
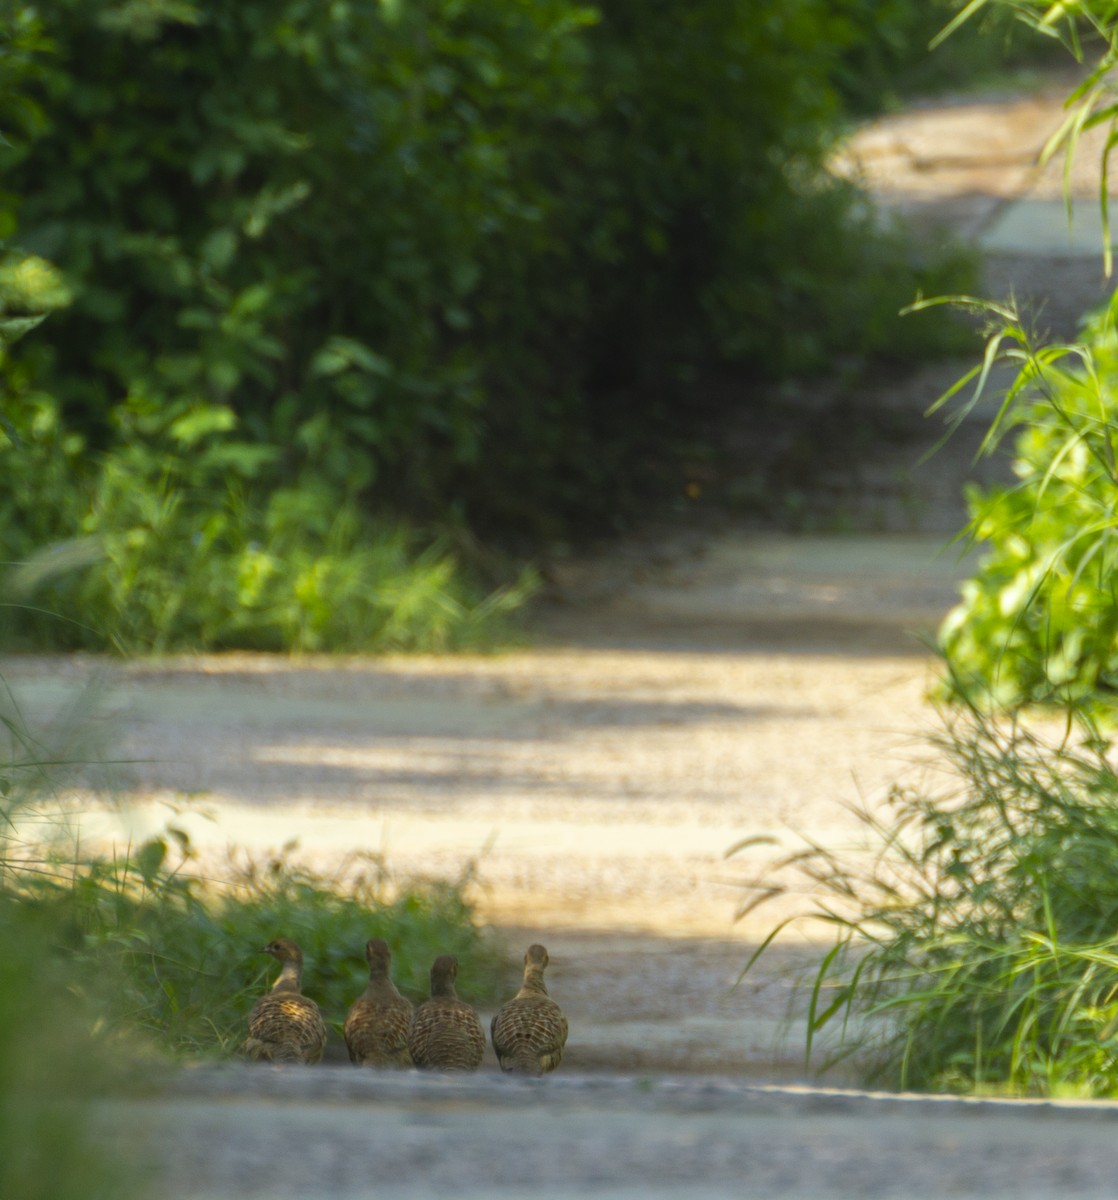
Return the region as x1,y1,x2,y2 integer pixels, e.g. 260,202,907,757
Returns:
490,943,567,1076
343,937,414,1068
407,954,486,1072
243,938,327,1064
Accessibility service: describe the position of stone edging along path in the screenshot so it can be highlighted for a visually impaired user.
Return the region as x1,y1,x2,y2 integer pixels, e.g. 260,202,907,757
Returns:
102,1065,1118,1200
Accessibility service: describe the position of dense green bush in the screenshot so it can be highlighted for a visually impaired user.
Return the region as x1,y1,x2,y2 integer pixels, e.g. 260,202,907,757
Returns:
928,0,1118,710
937,308,1118,710
0,0,969,612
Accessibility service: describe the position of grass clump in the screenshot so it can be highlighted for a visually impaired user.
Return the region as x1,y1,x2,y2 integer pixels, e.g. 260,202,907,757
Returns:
2,432,537,655
0,695,146,1198
741,705,1118,1096
27,836,504,1057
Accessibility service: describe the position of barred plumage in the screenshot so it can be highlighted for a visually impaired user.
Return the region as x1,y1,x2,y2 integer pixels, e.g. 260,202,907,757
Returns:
243,938,327,1064
344,937,414,1068
408,954,485,1072
490,943,567,1076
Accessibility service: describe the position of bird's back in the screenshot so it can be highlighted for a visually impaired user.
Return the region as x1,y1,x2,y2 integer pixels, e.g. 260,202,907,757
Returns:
344,985,413,1067
491,992,568,1075
408,996,485,1071
245,992,327,1064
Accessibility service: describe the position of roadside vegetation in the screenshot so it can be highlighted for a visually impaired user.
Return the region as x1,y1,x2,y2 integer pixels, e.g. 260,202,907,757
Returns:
744,0,1118,1098
739,705,1118,1095
935,301,1118,714
22,835,504,1055
0,892,139,1200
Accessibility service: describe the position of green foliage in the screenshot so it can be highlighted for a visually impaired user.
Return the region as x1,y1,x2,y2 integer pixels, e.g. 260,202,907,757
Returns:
927,2,1118,707
0,680,142,1199
940,0,1091,54
2,389,537,652
738,0,1118,1100
0,247,79,554
948,2,1118,273
0,0,972,580
932,302,1118,711
0,897,142,1199
25,836,503,1056
740,709,1118,1096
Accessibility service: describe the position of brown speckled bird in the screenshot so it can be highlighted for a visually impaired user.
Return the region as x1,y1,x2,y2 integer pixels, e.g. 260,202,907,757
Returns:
490,943,568,1076
343,937,414,1068
407,955,486,1072
243,938,327,1064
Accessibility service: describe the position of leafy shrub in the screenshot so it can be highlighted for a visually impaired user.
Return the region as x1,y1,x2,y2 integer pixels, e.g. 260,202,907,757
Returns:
922,2,1118,707
2,387,537,653
1,0,972,564
0,246,81,562
932,303,1118,711
932,0,1118,708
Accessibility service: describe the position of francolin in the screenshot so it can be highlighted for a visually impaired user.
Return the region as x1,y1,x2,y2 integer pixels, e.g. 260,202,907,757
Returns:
407,954,486,1072
343,937,414,1068
243,937,327,1064
490,943,567,1076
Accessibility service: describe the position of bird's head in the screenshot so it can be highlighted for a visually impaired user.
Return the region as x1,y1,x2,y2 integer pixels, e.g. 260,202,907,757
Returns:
365,937,392,966
525,944,549,970
430,954,459,993
260,938,304,967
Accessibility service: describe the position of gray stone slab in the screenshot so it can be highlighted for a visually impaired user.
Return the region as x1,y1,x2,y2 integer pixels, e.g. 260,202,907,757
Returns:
106,1068,1118,1200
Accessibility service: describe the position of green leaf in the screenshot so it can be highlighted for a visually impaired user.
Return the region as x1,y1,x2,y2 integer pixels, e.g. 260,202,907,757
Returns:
0,313,46,347
310,336,392,378
168,404,238,447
